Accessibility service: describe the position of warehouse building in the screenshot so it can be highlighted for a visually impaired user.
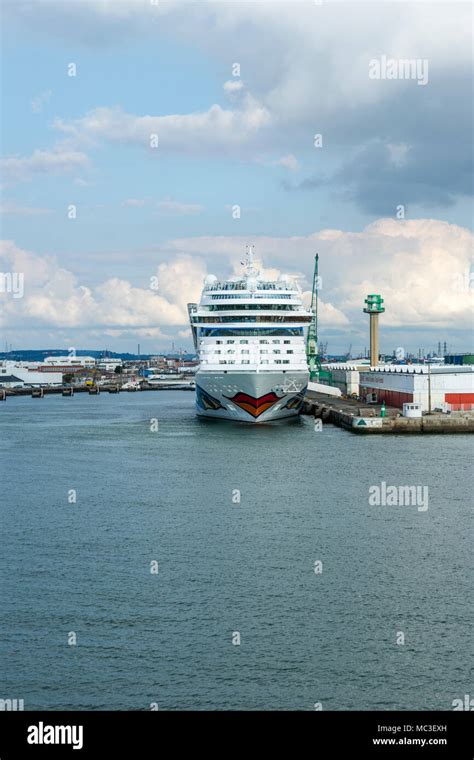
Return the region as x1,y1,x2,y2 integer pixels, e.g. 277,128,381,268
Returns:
37,355,96,373
0,362,63,387
359,366,474,411
318,363,474,412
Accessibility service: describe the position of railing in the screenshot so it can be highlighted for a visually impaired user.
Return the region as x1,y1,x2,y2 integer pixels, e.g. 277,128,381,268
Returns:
192,315,312,324
204,281,296,292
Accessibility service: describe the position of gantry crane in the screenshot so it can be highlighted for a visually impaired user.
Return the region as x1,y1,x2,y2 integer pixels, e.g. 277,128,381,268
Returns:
306,253,322,380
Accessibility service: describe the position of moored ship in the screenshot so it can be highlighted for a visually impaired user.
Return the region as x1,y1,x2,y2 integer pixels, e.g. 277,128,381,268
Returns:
188,246,311,422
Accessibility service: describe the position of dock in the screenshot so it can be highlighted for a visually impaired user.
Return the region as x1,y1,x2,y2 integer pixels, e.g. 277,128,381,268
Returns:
301,391,474,433
1,382,194,398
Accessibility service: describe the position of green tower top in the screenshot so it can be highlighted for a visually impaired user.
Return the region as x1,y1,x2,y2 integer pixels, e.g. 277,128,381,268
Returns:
363,294,385,314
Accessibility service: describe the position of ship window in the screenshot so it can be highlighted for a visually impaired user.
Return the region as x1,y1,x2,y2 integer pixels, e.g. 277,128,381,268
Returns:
219,360,227,364
283,360,290,364
200,328,303,337
275,360,282,364
239,340,248,344
242,360,250,365
226,340,235,344
261,360,269,364
287,350,293,354
260,339,269,344
273,350,281,354
261,350,268,354
241,350,249,354
284,340,290,344
272,340,280,344
216,340,222,344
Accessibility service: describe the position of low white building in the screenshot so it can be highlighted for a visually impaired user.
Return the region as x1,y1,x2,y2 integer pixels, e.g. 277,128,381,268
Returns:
96,358,123,371
43,355,95,368
359,366,474,411
319,363,474,411
0,362,63,386
322,365,361,395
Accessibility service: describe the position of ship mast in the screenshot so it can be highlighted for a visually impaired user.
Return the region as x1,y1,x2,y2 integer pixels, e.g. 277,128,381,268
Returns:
244,244,258,277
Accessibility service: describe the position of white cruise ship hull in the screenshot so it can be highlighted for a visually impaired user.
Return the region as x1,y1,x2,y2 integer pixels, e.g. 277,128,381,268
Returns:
195,369,308,423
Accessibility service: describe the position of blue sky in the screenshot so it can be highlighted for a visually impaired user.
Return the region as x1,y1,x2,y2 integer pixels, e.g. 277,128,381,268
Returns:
1,0,472,354
1,27,371,252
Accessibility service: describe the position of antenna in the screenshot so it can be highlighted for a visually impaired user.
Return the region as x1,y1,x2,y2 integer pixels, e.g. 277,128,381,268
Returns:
244,244,258,277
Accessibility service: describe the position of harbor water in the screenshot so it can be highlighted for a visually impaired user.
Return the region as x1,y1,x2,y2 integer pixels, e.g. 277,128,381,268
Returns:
1,392,472,710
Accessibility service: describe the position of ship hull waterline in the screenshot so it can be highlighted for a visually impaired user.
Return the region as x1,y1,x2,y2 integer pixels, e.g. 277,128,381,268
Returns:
195,370,309,423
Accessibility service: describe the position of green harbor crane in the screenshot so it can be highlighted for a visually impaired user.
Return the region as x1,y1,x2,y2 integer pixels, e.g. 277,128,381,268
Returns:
306,253,322,380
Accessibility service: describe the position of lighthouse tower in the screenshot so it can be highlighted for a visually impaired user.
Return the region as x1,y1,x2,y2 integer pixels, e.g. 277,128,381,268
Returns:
363,294,384,367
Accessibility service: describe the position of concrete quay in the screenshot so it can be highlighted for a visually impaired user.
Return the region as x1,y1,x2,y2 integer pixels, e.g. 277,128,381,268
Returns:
302,391,474,434
0,383,194,399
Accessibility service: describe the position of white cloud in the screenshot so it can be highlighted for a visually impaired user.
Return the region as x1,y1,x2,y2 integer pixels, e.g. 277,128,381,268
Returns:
301,294,350,328
168,218,473,332
1,147,90,183
223,79,244,93
53,97,272,157
272,154,299,171
1,218,472,349
0,201,53,216
4,1,471,210
0,241,206,335
8,2,473,144
30,89,52,113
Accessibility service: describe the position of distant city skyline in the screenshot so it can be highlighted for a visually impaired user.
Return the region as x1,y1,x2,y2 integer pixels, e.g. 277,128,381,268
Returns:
1,0,472,353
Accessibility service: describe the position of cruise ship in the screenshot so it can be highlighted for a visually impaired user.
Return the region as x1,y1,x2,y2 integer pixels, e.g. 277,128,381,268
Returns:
188,246,312,422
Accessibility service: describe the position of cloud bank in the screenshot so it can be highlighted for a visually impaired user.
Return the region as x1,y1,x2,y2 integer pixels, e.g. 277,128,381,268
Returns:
1,218,472,350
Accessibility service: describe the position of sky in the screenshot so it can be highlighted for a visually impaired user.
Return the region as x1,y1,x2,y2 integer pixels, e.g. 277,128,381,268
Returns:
0,0,472,355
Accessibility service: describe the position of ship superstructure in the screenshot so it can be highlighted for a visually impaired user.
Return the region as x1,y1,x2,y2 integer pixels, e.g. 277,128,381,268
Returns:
188,246,311,422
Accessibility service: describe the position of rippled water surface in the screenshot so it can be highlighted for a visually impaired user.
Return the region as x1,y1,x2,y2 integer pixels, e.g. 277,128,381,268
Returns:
1,392,472,710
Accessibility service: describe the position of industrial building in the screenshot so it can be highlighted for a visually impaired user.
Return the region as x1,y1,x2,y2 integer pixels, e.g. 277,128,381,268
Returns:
37,355,96,373
320,364,474,412
0,362,63,387
359,366,474,411
95,357,123,372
